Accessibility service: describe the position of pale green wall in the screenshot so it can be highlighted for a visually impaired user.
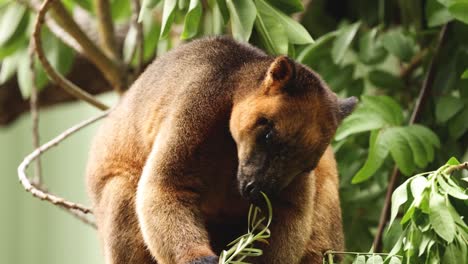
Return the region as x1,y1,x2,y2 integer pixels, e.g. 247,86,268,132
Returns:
0,94,116,264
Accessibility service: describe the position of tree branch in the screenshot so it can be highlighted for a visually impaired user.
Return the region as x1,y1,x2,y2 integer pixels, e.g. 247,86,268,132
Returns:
17,0,85,55
372,23,451,252
94,0,120,61
18,110,110,217
46,0,125,92
28,40,43,185
445,162,468,174
33,0,109,110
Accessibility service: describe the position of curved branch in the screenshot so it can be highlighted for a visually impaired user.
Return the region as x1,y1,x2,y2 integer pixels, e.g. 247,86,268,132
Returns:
94,0,119,60
17,110,110,215
47,0,125,92
33,0,109,110
16,0,85,55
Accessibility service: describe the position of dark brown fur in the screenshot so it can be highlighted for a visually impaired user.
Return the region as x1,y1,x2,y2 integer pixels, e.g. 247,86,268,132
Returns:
86,37,355,264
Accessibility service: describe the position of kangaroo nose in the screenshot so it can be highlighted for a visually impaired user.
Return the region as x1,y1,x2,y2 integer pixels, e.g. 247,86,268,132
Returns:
241,181,261,201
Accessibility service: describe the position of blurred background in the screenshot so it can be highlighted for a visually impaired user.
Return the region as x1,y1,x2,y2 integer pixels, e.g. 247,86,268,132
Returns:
0,95,116,264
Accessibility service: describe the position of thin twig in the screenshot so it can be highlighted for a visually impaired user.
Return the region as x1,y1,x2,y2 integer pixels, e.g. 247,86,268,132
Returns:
33,0,109,110
18,110,110,216
28,39,43,185
130,0,144,74
46,0,125,92
94,0,119,60
372,23,451,252
445,162,468,174
400,48,428,80
58,207,97,228
16,0,84,54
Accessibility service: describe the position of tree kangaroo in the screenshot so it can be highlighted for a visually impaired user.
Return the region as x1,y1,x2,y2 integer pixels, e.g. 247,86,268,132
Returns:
86,36,356,264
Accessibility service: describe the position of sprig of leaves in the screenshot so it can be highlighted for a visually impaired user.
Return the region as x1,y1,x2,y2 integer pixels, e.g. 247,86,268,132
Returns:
386,157,468,264
323,251,402,264
335,95,441,182
219,192,273,264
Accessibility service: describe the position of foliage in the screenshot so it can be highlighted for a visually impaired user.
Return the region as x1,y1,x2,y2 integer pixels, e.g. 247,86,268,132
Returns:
219,193,272,264
386,158,468,263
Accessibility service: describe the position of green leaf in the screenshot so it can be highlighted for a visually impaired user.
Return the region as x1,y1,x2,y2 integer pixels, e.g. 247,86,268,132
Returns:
216,0,229,24
0,3,27,46
0,32,26,60
141,9,160,61
448,107,468,139
160,0,178,38
352,130,390,183
361,96,404,125
181,0,202,39
353,255,366,264
327,64,354,92
265,0,303,14
410,125,440,148
449,2,468,24
296,31,337,64
437,175,468,199
462,69,468,79
389,256,402,264
255,0,313,45
401,128,429,168
335,110,387,140
407,125,436,164
123,25,138,63
436,0,458,7
366,255,383,264
17,50,33,98
410,176,428,206
418,233,432,256
435,96,464,123
381,29,415,62
254,3,288,55
368,70,405,90
426,0,454,27
442,242,461,264
429,192,456,243
139,0,162,22
389,180,409,228
210,1,225,35
226,0,256,42
446,157,460,166
331,22,361,64
0,51,20,84
358,28,388,65
111,0,132,21
385,128,415,176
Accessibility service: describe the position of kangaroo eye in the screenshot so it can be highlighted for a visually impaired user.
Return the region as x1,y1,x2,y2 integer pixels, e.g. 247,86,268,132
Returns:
265,130,274,143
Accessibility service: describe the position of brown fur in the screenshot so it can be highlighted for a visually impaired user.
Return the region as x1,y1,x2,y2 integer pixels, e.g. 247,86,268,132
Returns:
86,36,355,264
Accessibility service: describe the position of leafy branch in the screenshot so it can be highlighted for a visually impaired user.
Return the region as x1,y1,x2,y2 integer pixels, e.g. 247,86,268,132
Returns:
386,158,468,263
219,193,273,264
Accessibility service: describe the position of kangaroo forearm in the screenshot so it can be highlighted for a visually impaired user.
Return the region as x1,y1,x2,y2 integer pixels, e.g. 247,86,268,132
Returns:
136,183,215,264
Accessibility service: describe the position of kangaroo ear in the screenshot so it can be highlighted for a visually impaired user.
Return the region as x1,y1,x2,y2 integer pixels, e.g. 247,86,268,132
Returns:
337,97,358,120
263,56,296,95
